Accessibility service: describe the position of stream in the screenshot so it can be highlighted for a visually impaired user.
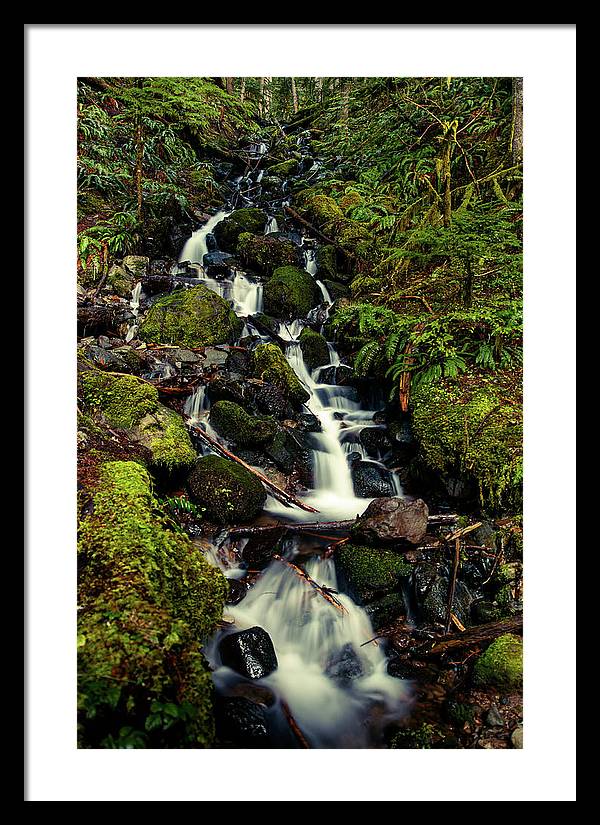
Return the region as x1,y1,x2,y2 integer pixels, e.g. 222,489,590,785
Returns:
170,138,412,747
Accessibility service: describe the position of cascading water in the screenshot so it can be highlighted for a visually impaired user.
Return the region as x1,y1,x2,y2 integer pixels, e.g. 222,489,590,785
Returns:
207,554,411,748
125,281,143,342
178,143,409,747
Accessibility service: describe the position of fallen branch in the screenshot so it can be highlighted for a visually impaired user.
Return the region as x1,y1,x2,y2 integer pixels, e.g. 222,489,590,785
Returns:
389,295,435,315
281,701,311,748
189,424,319,514
416,617,523,658
226,513,459,539
444,537,461,634
273,554,347,614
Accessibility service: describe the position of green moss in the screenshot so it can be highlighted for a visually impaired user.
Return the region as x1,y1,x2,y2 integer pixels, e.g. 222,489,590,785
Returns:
80,371,159,430
78,460,227,748
210,400,277,447
212,208,268,252
106,264,133,298
411,377,523,512
251,343,310,406
139,284,243,347
267,158,299,177
322,279,351,301
390,723,438,749
186,454,266,524
334,543,412,604
135,406,196,474
304,194,344,227
315,244,338,279
473,634,523,690
299,327,330,370
236,232,298,275
263,265,321,319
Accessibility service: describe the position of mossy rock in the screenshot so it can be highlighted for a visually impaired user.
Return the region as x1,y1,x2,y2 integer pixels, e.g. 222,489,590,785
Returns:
334,543,412,605
133,406,196,475
473,634,523,690
78,460,227,748
212,208,268,253
236,232,299,275
139,284,243,347
251,343,310,407
79,370,196,475
263,265,322,319
315,245,338,279
251,312,280,336
267,158,299,177
106,264,134,298
210,400,277,448
365,592,406,631
322,279,351,301
299,327,330,370
186,455,266,524
304,194,344,228
411,377,523,513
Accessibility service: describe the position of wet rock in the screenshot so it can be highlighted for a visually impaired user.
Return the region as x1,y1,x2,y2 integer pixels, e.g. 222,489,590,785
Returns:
213,161,234,180
359,427,393,459
420,576,473,628
471,600,502,624
167,223,194,257
473,634,523,690
226,579,248,606
322,279,351,301
351,461,396,498
365,592,407,631
325,644,364,685
218,626,278,679
471,521,498,550
264,427,311,479
299,327,330,370
295,412,322,432
242,528,287,569
251,344,310,407
247,380,295,420
236,232,300,275
186,455,266,524
123,255,149,278
202,250,237,278
213,208,268,253
227,683,276,707
214,696,270,747
317,364,354,386
388,416,418,462
206,374,247,406
352,497,429,545
211,400,277,447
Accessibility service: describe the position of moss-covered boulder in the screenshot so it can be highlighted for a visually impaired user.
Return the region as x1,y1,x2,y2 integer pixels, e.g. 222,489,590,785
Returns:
315,245,338,279
212,208,268,253
411,377,523,512
299,327,330,370
106,264,134,298
79,370,196,475
139,284,243,347
186,455,266,523
263,265,322,319
78,461,227,748
251,343,310,406
236,232,299,275
473,634,523,690
303,194,344,228
267,158,299,177
323,279,351,301
334,542,412,605
210,400,277,448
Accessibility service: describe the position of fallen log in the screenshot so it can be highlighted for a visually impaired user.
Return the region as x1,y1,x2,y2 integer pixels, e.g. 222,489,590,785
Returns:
226,513,461,538
189,424,319,514
415,617,523,658
444,538,462,634
273,554,347,614
281,701,311,748
283,205,355,261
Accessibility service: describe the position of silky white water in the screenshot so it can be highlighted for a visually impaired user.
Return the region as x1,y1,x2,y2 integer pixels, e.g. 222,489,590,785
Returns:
208,555,411,747
179,209,231,268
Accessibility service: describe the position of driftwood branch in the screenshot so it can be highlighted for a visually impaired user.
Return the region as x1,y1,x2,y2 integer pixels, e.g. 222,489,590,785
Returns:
189,424,319,514
273,555,347,614
416,617,523,658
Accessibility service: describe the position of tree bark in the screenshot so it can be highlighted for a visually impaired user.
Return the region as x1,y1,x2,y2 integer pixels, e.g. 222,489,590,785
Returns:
417,617,523,657
510,77,523,165
315,77,323,102
291,77,299,114
240,77,246,103
225,77,234,96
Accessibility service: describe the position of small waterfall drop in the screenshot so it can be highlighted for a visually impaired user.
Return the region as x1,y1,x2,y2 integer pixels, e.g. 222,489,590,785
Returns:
265,216,279,234
179,209,231,268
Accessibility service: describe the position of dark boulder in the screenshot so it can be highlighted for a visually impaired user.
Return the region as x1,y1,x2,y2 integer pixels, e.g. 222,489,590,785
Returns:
226,579,248,606
214,696,270,748
325,644,364,686
359,427,393,459
365,592,407,631
218,626,278,679
352,497,429,545
186,455,266,524
420,575,473,628
242,528,287,569
351,461,396,498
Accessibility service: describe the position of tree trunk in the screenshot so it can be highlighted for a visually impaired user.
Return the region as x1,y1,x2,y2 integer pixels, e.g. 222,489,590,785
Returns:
263,76,272,118
225,77,234,96
240,77,246,103
315,77,323,102
441,131,453,228
134,79,144,229
291,77,299,113
258,77,265,117
510,77,523,165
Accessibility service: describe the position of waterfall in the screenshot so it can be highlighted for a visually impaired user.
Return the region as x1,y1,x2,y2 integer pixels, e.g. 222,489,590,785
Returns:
124,281,143,342
179,209,231,268
207,554,411,748
265,216,279,234
304,243,331,305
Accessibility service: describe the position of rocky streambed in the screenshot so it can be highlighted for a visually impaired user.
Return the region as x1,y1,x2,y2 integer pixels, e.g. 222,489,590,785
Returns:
77,133,523,750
